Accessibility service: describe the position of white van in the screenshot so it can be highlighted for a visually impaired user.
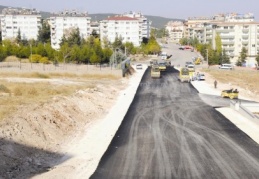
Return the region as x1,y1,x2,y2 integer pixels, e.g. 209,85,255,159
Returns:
219,64,233,70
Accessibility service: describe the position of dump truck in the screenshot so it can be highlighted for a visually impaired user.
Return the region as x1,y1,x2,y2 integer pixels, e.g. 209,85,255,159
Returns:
151,65,161,78
179,67,190,82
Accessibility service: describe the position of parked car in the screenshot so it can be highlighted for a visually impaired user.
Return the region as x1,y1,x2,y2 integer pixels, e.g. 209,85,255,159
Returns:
179,46,185,50
197,73,205,80
136,64,143,70
219,64,233,70
185,61,193,67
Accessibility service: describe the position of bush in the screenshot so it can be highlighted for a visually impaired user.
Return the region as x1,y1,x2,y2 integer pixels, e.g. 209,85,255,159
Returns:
30,54,42,63
13,87,22,96
28,87,38,96
39,57,50,64
0,84,10,93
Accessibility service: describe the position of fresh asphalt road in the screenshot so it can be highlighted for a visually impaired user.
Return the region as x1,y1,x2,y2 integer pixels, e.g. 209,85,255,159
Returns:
90,66,259,179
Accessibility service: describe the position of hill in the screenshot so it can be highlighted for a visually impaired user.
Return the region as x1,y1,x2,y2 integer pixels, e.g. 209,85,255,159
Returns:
0,5,184,29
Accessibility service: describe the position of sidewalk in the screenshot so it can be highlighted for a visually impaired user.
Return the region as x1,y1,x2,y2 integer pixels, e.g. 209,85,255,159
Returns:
191,80,259,145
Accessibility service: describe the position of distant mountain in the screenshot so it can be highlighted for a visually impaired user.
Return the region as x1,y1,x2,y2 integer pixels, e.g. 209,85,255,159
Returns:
0,5,184,29
89,13,184,29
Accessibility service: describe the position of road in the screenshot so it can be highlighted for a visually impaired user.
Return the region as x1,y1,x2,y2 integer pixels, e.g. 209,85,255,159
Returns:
90,65,259,178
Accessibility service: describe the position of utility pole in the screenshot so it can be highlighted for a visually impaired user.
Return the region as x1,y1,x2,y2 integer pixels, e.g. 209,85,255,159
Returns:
30,44,32,69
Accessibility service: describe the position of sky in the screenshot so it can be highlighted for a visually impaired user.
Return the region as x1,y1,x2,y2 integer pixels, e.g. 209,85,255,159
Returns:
1,0,259,21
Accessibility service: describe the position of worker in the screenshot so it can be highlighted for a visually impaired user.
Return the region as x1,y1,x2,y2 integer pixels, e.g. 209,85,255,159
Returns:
214,80,217,88
233,89,239,93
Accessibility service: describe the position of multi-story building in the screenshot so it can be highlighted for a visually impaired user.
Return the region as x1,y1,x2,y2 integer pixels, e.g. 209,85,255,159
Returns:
186,13,258,66
0,7,41,41
123,11,152,40
165,21,185,43
100,15,141,46
90,21,100,35
49,10,91,49
204,21,259,66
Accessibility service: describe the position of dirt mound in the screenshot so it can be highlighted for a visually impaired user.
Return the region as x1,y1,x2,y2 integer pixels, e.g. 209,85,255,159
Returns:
0,82,125,178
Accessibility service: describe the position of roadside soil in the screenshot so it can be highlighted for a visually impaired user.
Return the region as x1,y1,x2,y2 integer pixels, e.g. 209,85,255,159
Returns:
199,66,259,102
0,63,130,178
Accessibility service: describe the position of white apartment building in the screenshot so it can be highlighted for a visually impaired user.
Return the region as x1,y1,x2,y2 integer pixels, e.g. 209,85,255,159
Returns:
186,13,258,66
0,8,41,41
123,11,152,40
49,10,91,49
165,21,185,43
90,21,100,35
204,21,259,67
100,16,141,46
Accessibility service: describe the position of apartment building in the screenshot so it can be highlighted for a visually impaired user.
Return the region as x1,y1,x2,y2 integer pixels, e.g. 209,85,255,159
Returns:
186,13,258,66
49,10,91,49
100,16,141,46
0,8,41,41
90,21,100,35
123,11,152,40
165,21,185,43
204,21,259,66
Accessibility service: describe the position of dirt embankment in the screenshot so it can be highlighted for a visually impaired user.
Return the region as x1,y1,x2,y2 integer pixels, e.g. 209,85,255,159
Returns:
0,71,127,178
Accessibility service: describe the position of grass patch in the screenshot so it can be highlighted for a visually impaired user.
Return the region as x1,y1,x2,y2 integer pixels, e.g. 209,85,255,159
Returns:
0,80,96,121
0,71,121,80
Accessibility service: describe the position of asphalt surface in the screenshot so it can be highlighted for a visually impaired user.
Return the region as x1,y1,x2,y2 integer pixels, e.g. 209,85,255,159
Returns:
90,67,259,179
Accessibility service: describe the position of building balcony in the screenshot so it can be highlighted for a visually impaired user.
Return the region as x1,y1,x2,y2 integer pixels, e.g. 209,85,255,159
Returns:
242,41,249,45
242,34,249,38
222,41,235,45
224,47,235,50
216,29,234,33
220,35,235,39
242,29,249,33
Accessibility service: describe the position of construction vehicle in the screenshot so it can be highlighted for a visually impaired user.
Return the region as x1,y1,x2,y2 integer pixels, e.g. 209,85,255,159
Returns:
194,57,201,65
151,65,161,78
187,64,195,80
221,89,239,99
179,67,190,82
158,62,167,71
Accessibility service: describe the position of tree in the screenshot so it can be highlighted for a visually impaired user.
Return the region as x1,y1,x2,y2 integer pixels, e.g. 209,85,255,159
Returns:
36,43,47,57
59,42,71,63
215,33,222,54
0,31,2,43
236,47,247,66
221,49,230,64
0,45,7,62
256,52,259,67
90,52,100,64
112,36,123,50
67,28,81,46
16,28,22,45
60,27,81,47
37,21,51,43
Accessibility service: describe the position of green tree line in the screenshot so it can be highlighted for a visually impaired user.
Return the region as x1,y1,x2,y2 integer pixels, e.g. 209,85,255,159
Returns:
0,25,161,64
